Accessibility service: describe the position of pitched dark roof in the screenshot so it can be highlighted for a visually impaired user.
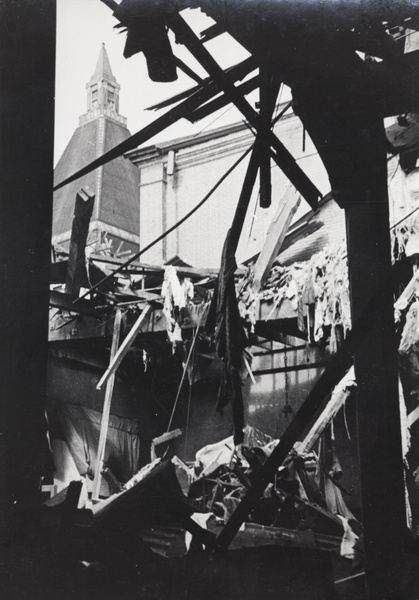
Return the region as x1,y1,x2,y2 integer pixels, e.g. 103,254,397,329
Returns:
53,117,140,239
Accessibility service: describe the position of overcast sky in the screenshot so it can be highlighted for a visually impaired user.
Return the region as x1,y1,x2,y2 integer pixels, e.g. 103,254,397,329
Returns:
54,0,255,165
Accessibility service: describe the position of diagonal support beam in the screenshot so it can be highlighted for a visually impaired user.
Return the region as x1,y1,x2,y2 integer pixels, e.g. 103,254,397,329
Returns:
229,142,262,251
96,304,152,390
168,12,320,210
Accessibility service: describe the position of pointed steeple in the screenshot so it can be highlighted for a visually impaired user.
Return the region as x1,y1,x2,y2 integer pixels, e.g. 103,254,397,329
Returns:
90,43,116,85
53,42,139,256
80,44,125,126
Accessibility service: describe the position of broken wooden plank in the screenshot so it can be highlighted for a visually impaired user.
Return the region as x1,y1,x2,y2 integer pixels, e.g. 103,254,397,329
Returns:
151,428,184,460
96,304,152,391
296,366,356,455
252,186,301,292
152,428,183,447
65,187,95,299
92,308,122,500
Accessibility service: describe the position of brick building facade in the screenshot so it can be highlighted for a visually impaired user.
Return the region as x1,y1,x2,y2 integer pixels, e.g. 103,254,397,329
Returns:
127,107,331,267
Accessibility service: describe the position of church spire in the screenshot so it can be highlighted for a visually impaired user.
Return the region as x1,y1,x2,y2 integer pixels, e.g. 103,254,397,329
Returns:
91,43,116,84
80,44,126,126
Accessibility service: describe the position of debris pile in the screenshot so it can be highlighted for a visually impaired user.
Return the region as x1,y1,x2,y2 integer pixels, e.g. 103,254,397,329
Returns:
35,421,361,586
37,424,359,576
239,244,350,353
186,426,358,557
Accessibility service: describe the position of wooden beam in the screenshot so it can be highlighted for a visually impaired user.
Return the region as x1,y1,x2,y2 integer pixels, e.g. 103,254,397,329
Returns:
346,194,406,598
229,142,262,251
152,428,183,447
408,404,419,427
65,187,95,299
92,309,122,500
258,65,281,208
296,367,356,455
96,304,152,390
252,186,301,292
168,12,320,210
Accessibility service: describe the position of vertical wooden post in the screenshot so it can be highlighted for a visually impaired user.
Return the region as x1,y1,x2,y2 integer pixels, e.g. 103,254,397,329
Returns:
258,65,280,209
92,309,122,500
345,125,406,599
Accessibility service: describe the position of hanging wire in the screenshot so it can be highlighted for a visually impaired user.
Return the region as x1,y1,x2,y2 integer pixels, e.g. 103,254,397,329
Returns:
390,203,419,231
282,346,294,419
184,320,196,460
192,102,235,138
184,313,199,460
343,398,352,441
166,308,206,432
